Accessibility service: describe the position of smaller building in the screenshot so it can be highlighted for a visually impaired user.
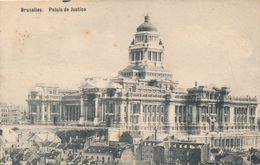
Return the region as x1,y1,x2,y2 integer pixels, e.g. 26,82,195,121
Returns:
136,131,163,161
45,151,61,165
119,131,142,145
28,132,61,143
0,102,9,125
83,145,134,165
0,102,26,125
0,137,5,163
153,139,210,165
67,136,86,156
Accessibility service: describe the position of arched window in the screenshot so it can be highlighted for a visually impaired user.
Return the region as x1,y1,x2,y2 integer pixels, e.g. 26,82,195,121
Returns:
161,116,164,122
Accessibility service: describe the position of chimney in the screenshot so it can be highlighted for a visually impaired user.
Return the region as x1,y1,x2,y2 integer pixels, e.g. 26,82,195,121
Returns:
154,128,157,141
18,134,21,143
195,81,197,87
76,136,78,139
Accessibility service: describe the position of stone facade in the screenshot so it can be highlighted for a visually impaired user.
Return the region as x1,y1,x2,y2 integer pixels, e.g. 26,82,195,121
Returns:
27,15,259,149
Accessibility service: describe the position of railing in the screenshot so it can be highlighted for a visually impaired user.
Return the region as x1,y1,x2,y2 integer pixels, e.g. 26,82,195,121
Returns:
124,92,165,98
28,94,63,100
223,95,257,102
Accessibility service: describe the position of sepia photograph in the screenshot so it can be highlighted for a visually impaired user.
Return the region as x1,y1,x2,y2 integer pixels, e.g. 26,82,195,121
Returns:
1,0,260,164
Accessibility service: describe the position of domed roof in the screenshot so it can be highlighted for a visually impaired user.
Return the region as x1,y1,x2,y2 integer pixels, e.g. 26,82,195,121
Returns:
137,15,157,32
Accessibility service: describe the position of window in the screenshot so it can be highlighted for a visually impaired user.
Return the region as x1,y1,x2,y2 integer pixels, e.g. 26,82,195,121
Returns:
148,51,151,60
133,105,137,113
158,53,161,61
52,105,56,113
136,52,140,61
152,52,157,61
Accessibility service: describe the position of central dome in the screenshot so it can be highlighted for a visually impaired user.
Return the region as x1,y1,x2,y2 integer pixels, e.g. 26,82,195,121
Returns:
137,15,157,32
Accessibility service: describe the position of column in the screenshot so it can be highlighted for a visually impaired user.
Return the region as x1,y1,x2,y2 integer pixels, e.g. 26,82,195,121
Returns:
230,106,234,124
139,102,143,123
69,106,71,121
79,95,85,125
176,105,179,123
167,103,175,124
85,104,88,121
75,105,78,120
247,106,250,126
113,103,117,123
100,102,103,122
41,103,45,121
77,105,80,120
120,102,125,124
93,94,99,125
67,106,69,121
198,106,202,122
36,104,40,121
192,105,197,123
73,105,75,121
221,107,225,123
127,101,131,124
59,104,62,121
70,106,72,121
47,103,51,121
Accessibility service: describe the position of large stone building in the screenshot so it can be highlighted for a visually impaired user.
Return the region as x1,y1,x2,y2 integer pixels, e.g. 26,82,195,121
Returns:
27,15,259,149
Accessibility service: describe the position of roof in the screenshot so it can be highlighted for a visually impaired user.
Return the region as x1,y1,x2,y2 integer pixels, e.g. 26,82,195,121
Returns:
44,141,53,147
28,132,60,142
0,125,18,146
211,148,220,154
130,131,142,138
47,151,61,159
84,146,126,158
22,151,38,162
222,154,244,165
32,140,43,147
137,15,157,32
0,137,4,146
56,143,66,149
254,151,260,159
48,142,58,147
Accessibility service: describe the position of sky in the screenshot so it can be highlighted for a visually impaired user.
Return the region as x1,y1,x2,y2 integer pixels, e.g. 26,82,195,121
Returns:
0,0,260,109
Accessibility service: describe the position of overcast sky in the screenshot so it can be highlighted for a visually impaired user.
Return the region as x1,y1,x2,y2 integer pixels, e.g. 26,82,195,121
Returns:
1,0,260,108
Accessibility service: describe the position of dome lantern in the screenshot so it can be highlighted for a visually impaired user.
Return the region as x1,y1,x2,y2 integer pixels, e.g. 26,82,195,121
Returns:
137,14,157,32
